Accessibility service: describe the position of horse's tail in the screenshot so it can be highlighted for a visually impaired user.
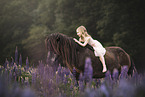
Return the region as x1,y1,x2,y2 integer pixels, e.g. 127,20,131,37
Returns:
128,58,137,76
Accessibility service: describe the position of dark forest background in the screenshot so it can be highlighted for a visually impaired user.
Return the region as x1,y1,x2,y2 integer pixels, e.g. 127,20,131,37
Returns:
0,0,145,73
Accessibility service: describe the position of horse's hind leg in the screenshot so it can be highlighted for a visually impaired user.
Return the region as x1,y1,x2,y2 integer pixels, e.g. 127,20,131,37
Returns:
127,59,137,76
118,49,132,74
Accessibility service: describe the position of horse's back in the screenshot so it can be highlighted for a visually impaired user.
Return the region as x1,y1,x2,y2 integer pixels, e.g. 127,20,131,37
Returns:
105,47,131,70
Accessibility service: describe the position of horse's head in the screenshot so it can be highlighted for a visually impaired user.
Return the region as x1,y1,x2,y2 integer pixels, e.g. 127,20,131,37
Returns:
45,33,68,54
45,33,79,66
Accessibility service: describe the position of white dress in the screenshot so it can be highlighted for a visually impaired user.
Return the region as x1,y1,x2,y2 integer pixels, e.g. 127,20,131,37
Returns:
86,37,106,57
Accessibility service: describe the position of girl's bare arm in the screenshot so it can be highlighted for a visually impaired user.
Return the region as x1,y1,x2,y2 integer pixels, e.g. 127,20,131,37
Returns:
79,38,83,42
73,38,89,47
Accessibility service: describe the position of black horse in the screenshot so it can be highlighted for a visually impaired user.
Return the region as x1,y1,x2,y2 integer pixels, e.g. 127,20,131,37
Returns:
45,33,137,80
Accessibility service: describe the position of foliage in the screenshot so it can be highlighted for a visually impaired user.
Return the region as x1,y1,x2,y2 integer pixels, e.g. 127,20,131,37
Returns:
0,0,145,71
0,48,145,97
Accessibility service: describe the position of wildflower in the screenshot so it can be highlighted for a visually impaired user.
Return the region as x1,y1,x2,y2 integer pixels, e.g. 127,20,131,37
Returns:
21,77,24,84
13,72,17,81
63,74,68,84
24,77,30,87
18,67,22,76
79,73,84,91
79,73,84,82
105,71,113,89
19,54,22,66
84,57,93,83
32,72,36,85
13,63,17,72
8,70,12,80
26,57,29,70
114,79,135,97
11,57,14,66
105,71,112,82
120,66,128,79
4,58,9,68
112,68,119,83
55,71,60,84
15,46,18,65
100,84,110,97
70,81,74,90
21,88,36,97
72,67,76,78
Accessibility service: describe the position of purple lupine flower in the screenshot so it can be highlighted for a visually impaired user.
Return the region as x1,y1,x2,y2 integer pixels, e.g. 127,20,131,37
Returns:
62,67,70,77
112,68,119,83
115,79,135,97
56,72,61,84
131,71,138,83
120,66,128,79
15,46,18,65
70,81,74,90
9,70,12,82
21,88,36,97
79,73,84,82
13,63,17,72
32,72,36,85
84,57,93,83
11,57,14,66
74,80,78,87
96,79,101,87
18,68,22,76
4,58,9,68
79,73,84,91
26,57,29,70
47,66,54,79
13,72,17,81
79,80,84,92
63,74,68,84
38,60,44,76
105,71,112,80
4,68,8,77
65,68,70,76
24,77,30,87
100,84,110,97
57,64,62,76
19,54,22,66
48,79,53,89
105,70,113,88
60,67,66,81
21,77,24,84
88,64,93,81
72,67,76,78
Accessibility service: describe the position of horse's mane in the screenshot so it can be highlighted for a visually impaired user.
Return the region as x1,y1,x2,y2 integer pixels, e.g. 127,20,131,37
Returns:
45,33,79,66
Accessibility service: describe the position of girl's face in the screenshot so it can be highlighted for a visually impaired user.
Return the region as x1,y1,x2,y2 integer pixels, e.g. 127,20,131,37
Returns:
77,31,82,37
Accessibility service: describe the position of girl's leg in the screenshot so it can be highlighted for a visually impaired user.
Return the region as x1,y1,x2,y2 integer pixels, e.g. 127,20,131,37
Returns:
99,56,107,72
94,50,107,72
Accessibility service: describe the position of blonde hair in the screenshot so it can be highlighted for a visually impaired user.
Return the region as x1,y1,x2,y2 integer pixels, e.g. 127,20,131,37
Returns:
76,26,91,38
76,26,87,34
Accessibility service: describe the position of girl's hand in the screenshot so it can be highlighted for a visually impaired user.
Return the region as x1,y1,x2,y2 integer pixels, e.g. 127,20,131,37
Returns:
73,38,78,42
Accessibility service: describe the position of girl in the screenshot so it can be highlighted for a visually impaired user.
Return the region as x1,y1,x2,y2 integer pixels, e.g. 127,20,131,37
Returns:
73,26,107,72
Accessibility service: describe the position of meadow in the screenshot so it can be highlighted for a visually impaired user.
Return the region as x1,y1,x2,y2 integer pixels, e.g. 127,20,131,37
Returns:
0,47,145,97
